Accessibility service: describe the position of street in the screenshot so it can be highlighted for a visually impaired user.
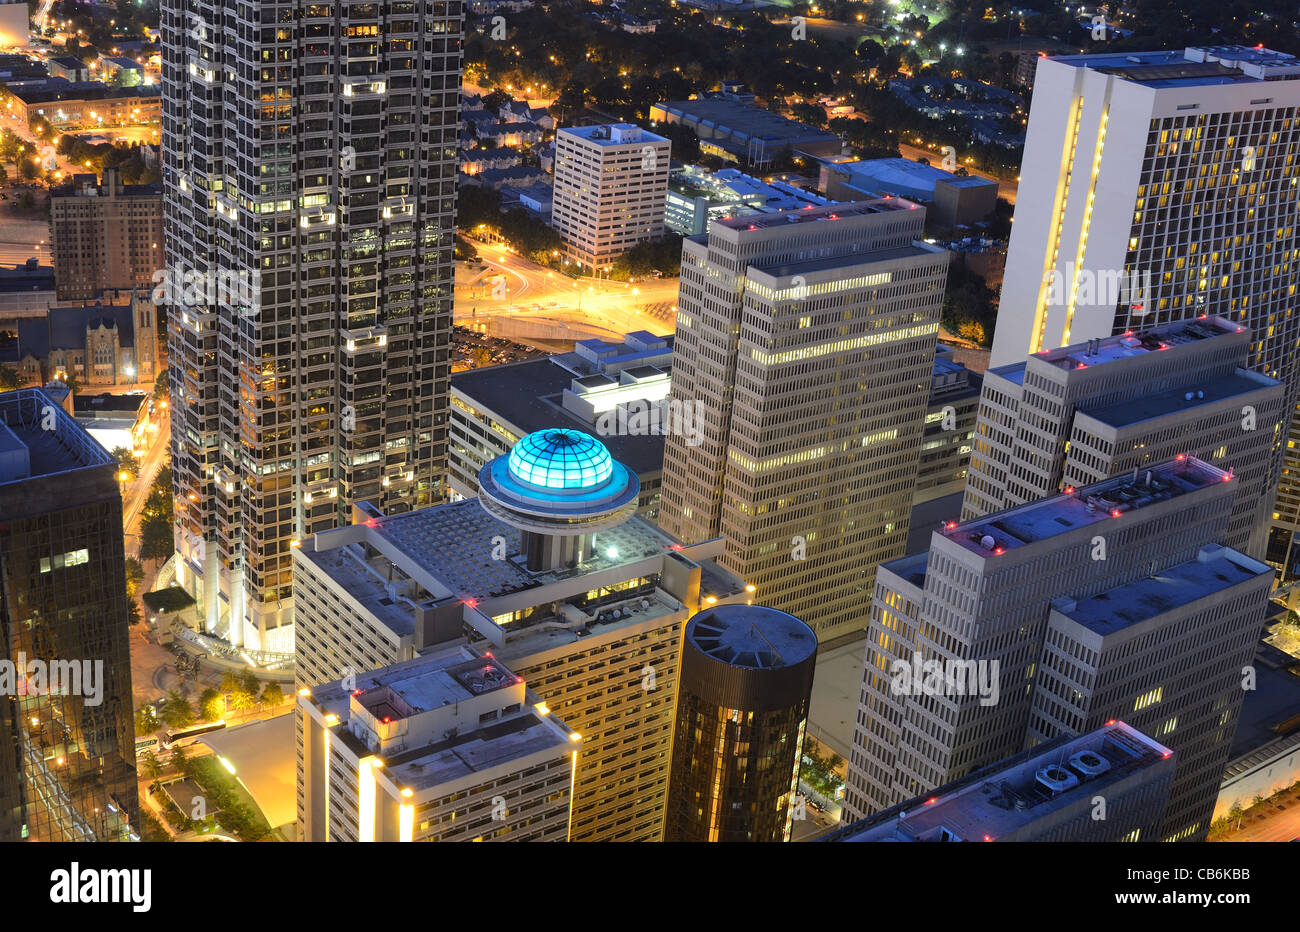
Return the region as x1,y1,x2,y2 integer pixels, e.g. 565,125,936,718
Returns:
456,239,679,338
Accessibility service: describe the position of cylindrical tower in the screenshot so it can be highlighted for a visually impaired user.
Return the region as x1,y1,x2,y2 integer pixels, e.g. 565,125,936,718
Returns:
477,428,640,572
665,603,818,842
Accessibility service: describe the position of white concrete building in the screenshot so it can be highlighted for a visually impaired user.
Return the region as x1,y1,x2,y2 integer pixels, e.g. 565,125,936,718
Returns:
551,124,670,272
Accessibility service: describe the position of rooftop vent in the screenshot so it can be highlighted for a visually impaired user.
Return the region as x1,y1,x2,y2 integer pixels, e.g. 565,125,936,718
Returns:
1069,750,1112,777
1035,765,1080,795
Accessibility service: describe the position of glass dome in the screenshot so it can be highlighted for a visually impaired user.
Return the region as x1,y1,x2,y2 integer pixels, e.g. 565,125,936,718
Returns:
507,429,615,491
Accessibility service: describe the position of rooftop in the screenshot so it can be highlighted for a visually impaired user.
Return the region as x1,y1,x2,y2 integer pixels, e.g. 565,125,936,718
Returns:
824,722,1173,842
942,456,1228,556
715,198,918,233
1049,45,1300,88
685,604,817,670
1052,544,1272,636
654,97,841,146
830,157,998,196
1033,315,1244,373
1082,368,1280,428
0,387,115,483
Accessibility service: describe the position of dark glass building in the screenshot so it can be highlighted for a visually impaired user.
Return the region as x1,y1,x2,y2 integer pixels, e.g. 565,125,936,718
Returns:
665,603,817,842
0,388,139,841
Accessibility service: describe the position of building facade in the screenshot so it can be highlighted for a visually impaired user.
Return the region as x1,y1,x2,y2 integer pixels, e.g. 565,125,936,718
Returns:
298,649,577,842
657,200,949,642
6,293,159,387
964,317,1286,558
845,456,1270,842
160,0,464,654
551,124,670,272
986,46,1300,580
0,388,138,841
292,430,749,841
50,169,163,301
664,603,817,842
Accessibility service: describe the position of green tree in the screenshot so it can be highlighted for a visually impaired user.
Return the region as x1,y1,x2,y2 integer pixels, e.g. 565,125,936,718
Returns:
124,556,144,597
140,751,163,780
260,682,284,709
134,703,159,735
198,688,225,723
111,445,139,476
159,690,195,729
0,366,24,389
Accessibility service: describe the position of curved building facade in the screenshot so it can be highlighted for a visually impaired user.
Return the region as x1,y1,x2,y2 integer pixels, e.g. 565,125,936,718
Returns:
665,603,818,842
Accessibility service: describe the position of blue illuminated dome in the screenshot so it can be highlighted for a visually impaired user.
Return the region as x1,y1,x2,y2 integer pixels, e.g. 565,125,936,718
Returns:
507,429,614,491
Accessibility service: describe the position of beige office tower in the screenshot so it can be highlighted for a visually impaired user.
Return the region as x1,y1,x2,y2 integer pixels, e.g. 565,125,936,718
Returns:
160,0,463,655
293,430,748,841
988,45,1300,580
299,649,579,842
551,124,671,272
963,316,1286,557
1033,543,1271,841
844,456,1269,842
658,201,949,642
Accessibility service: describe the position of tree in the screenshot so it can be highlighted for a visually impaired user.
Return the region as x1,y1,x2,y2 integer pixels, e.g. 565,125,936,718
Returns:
152,368,169,402
198,688,225,723
159,690,195,729
0,366,24,389
0,163,7,186
134,703,159,735
124,556,144,597
139,513,173,566
111,445,139,476
261,682,284,708
140,751,163,780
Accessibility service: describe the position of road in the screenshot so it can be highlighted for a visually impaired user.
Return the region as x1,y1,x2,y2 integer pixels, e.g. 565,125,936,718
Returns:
1212,791,1300,842
122,405,170,549
456,239,680,338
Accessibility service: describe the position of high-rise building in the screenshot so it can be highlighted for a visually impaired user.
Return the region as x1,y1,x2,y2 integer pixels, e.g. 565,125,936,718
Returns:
845,456,1270,842
49,168,164,301
292,429,749,841
298,648,579,842
988,45,1300,579
664,603,817,842
964,316,1286,557
0,387,138,841
658,200,949,642
551,123,670,272
1033,542,1271,841
826,722,1174,843
159,0,463,654
915,346,982,506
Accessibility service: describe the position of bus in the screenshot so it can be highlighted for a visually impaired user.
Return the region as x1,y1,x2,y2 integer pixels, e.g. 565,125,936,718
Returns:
162,721,227,750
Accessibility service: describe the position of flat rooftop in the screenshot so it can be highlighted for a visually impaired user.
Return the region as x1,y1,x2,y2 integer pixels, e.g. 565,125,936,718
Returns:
715,198,917,232
943,456,1226,556
1082,368,1280,428
1054,545,1271,637
1049,46,1300,88
309,653,570,793
825,722,1172,842
655,97,841,144
1033,316,1242,373
756,241,940,279
452,355,667,476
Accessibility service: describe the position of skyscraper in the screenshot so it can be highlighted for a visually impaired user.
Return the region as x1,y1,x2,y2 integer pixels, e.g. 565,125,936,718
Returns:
664,603,817,843
159,0,463,654
551,123,671,272
0,388,138,841
658,200,949,642
989,45,1300,578
964,316,1286,556
292,429,749,841
845,457,1270,842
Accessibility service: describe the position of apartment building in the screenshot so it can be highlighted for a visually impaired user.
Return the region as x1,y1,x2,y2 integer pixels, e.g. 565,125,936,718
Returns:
551,123,670,272
49,169,163,301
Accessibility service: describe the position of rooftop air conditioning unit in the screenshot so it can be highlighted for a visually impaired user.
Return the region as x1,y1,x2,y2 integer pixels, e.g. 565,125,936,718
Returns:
1068,750,1111,778
1035,765,1080,794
